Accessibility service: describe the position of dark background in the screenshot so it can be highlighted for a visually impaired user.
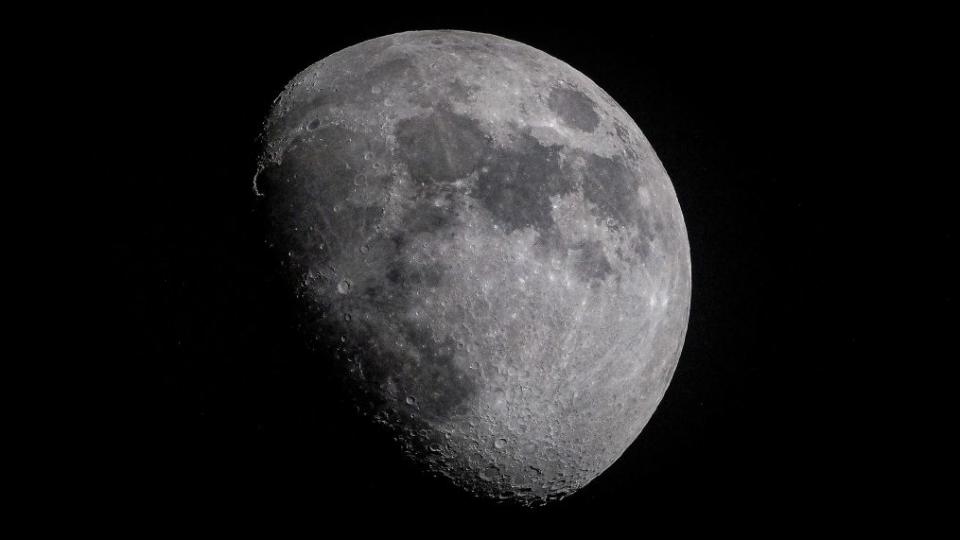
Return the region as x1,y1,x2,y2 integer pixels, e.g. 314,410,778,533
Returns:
102,10,890,526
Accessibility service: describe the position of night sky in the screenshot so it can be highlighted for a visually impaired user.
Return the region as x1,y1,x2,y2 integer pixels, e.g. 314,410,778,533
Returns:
101,10,895,526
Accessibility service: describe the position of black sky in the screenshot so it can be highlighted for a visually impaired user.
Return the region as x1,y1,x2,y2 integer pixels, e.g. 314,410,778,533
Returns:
101,10,891,526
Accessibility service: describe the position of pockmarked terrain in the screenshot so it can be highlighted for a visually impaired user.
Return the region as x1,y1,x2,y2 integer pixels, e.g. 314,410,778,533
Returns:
258,30,691,505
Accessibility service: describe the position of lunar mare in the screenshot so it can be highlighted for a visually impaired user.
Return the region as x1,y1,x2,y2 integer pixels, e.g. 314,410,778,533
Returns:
259,30,691,505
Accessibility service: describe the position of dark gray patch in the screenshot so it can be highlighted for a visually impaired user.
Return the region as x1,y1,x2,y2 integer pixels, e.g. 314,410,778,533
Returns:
573,152,640,228
447,79,479,103
362,284,385,301
405,203,455,236
475,130,573,234
398,321,475,420
353,205,386,236
568,240,613,284
396,106,488,183
332,319,479,423
632,238,652,260
397,108,585,238
533,226,565,257
431,32,498,57
385,260,444,289
385,265,403,285
548,85,600,132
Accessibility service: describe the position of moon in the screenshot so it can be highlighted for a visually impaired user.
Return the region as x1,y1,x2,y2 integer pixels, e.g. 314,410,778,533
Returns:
258,30,691,505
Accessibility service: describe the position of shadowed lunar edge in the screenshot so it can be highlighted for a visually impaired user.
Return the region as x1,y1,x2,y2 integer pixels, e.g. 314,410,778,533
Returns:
258,30,691,505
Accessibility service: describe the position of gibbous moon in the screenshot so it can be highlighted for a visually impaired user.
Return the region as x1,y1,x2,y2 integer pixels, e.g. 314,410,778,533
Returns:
258,30,691,505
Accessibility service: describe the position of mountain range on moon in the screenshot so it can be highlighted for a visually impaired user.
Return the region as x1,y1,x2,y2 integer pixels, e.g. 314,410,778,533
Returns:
257,29,691,505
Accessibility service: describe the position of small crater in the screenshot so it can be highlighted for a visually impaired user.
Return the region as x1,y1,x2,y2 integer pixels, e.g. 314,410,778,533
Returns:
479,466,501,481
337,279,352,294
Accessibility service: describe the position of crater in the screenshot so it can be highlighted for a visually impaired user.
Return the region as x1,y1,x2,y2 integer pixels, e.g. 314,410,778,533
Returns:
349,56,418,105
264,124,391,266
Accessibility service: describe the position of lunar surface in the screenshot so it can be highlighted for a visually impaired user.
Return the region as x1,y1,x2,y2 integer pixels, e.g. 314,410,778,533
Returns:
258,30,691,505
